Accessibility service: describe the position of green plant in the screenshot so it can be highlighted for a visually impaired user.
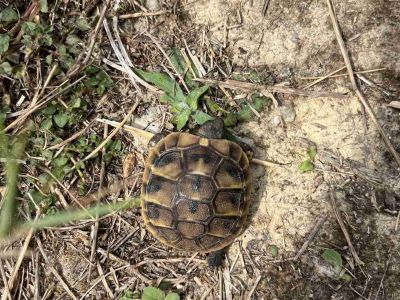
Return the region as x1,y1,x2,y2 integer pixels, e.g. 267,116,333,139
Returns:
321,249,352,281
136,68,211,130
21,22,54,56
141,287,180,300
223,94,271,126
299,146,317,173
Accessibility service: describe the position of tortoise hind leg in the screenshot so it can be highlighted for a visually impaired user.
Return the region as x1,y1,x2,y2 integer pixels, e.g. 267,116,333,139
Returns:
207,248,227,267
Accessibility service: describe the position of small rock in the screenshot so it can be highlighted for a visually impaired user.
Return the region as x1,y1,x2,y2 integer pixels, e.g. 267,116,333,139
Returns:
271,115,281,127
280,105,296,123
146,0,160,11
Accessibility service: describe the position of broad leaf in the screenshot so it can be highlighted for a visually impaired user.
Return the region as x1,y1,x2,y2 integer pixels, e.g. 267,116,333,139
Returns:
223,113,239,127
160,93,176,104
136,69,185,102
322,249,342,273
40,118,53,130
298,160,314,173
0,34,10,55
0,7,18,24
169,48,186,74
307,147,317,160
224,94,270,126
169,48,197,88
170,100,189,114
76,17,91,31
206,98,224,113
53,113,69,128
40,0,48,13
269,245,278,257
172,109,191,130
0,62,12,75
141,287,165,300
237,96,269,121
186,85,209,111
165,293,180,300
22,22,37,35
192,111,214,125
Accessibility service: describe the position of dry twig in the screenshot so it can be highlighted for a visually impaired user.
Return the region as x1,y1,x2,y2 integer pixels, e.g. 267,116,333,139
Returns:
118,11,167,19
83,100,140,162
329,190,363,265
292,215,327,260
196,78,347,98
326,0,400,167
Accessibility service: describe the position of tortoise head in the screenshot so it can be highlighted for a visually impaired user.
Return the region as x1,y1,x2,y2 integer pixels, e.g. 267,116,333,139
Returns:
196,119,224,140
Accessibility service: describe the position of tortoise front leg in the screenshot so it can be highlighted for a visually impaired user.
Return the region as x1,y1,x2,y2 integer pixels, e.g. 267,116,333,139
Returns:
207,248,227,267
148,133,166,148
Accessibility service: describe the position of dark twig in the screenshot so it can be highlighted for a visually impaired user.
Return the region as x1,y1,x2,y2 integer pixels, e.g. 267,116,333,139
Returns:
262,0,271,16
292,215,327,260
329,190,363,266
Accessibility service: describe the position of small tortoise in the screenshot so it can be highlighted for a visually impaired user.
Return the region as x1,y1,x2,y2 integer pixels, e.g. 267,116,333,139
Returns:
141,119,252,266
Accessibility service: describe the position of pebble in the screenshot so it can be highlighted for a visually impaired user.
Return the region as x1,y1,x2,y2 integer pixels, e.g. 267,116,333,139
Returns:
280,105,296,123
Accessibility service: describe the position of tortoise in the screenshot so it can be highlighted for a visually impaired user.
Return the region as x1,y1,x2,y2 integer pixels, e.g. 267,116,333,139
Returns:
141,119,252,266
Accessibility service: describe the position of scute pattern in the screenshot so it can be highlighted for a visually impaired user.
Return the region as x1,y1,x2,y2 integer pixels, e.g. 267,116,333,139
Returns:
141,132,251,253
179,174,215,201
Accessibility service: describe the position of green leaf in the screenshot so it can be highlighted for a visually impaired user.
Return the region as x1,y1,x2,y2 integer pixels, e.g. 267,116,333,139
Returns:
70,98,81,109
53,113,69,128
238,100,265,121
170,100,189,114
53,156,69,167
66,34,81,46
40,0,48,13
41,104,56,115
225,95,270,126
172,109,191,130
0,62,12,75
307,147,317,160
160,93,176,104
340,272,352,282
299,159,314,173
45,54,53,65
40,118,53,130
169,48,186,74
141,287,165,300
223,113,239,127
206,98,223,113
136,69,185,102
76,17,92,31
86,77,99,87
59,53,75,69
85,65,99,74
96,84,106,95
192,111,214,125
22,22,37,35
269,245,278,257
186,85,209,111
322,249,342,273
0,7,18,24
41,34,53,46
165,293,180,300
0,34,10,55
169,48,196,88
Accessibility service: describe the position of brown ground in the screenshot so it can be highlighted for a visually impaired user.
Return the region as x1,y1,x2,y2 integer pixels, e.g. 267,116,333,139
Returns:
1,0,400,299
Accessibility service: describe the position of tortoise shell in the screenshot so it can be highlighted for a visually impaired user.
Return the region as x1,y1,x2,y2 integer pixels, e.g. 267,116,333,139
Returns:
141,132,251,253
